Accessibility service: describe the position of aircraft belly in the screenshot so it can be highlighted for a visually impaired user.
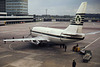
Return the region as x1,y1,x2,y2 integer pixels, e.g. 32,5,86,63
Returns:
48,36,62,44
60,38,79,43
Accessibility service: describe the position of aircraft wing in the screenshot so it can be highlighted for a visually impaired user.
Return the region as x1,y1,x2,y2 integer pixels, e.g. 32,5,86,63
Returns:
3,36,50,44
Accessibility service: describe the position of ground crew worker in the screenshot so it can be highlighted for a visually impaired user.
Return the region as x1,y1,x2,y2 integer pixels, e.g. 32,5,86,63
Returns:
76,43,78,47
63,44,65,48
72,60,76,67
73,43,79,51
65,45,67,52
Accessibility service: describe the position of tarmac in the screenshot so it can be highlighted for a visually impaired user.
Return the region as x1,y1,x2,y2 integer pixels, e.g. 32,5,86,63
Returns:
0,22,100,67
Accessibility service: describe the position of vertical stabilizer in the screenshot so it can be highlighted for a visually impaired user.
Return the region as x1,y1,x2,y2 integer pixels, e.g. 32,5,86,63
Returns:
64,2,87,33
76,2,87,14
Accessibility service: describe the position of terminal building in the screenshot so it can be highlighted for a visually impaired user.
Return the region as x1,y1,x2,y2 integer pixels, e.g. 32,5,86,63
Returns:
0,0,6,12
0,0,28,16
36,14,100,22
85,13,100,22
0,13,100,26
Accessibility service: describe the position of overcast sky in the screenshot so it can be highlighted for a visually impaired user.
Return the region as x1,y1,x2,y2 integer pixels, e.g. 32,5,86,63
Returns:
28,0,100,15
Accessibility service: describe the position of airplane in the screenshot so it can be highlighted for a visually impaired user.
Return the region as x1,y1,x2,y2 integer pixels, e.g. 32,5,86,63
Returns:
3,2,90,46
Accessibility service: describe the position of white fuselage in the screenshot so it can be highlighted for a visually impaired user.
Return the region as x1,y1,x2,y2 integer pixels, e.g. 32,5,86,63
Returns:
31,27,84,44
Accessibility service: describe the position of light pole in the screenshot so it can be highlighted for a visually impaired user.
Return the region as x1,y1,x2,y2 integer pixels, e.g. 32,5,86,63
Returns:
46,9,48,16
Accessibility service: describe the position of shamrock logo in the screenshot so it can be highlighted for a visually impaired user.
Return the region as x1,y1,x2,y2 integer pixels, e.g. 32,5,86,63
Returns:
75,15,82,24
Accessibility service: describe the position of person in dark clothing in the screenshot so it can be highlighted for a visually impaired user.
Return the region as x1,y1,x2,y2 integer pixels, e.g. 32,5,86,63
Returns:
65,45,67,52
63,44,65,48
76,43,78,47
72,60,76,67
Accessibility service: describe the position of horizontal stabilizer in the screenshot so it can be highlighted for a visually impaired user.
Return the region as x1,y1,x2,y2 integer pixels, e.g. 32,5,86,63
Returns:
62,33,85,37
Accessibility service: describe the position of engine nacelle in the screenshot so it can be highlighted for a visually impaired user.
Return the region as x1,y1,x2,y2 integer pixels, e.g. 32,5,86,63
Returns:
31,40,40,45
